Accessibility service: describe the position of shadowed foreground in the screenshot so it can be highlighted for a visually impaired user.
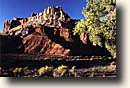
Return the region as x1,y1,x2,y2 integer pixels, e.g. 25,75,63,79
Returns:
0,54,116,77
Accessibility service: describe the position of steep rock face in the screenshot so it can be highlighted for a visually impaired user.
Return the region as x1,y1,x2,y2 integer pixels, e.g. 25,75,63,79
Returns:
3,18,27,33
0,6,111,56
80,32,87,44
21,32,70,55
0,6,75,56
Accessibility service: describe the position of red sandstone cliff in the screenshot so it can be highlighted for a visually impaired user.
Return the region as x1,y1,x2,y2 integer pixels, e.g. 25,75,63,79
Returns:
0,6,110,56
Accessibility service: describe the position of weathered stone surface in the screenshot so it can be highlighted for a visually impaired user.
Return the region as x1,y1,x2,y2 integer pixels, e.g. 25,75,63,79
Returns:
0,6,111,56
80,32,87,44
20,32,70,55
3,20,10,32
59,27,73,42
3,18,27,33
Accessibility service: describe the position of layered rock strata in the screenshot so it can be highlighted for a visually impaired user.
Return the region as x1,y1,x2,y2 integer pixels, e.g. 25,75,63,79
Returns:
0,6,110,56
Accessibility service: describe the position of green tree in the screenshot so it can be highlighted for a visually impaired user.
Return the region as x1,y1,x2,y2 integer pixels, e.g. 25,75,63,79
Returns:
73,0,116,57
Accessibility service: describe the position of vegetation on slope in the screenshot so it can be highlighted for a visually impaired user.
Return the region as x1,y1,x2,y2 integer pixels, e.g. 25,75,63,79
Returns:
73,0,116,57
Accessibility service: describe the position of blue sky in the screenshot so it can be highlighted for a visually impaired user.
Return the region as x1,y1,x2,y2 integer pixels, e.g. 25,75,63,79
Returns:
0,0,86,31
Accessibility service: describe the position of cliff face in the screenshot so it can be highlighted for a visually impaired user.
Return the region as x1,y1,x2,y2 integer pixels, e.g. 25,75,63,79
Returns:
0,6,110,56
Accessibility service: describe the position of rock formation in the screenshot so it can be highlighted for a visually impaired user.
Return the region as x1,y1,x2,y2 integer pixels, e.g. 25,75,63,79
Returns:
0,6,111,56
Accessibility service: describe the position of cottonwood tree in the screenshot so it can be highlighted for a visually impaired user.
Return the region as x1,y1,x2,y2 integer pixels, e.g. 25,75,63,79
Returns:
73,0,116,57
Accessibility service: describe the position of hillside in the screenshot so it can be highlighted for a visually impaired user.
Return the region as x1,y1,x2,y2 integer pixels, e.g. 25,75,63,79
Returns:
0,6,110,56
